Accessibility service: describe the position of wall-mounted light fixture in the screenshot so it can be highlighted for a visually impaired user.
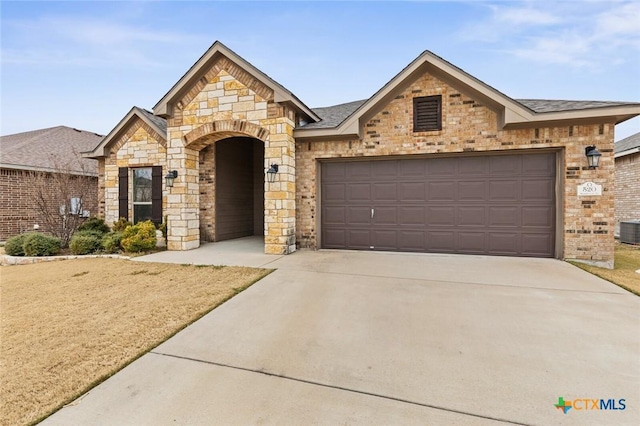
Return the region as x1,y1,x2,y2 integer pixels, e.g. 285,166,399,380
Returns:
266,164,279,183
585,146,602,169
165,170,178,187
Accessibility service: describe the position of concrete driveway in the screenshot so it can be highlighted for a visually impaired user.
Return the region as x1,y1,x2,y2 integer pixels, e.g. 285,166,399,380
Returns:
43,241,639,425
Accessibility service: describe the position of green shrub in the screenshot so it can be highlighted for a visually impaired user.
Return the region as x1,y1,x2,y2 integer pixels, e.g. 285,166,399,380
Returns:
102,232,123,254
112,218,132,232
69,234,102,255
5,233,28,256
22,233,61,256
78,217,110,235
121,221,157,253
73,229,106,239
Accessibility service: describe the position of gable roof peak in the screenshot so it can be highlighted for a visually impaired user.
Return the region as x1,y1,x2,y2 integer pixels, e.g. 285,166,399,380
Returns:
152,41,319,123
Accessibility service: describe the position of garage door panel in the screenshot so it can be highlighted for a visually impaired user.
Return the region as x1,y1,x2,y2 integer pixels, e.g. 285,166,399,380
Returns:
458,206,486,226
323,206,346,224
427,231,455,252
321,152,555,257
399,182,426,201
459,181,486,201
373,207,397,225
428,181,456,201
428,157,457,175
457,232,486,253
428,206,456,226
522,233,553,256
522,179,554,201
323,162,346,181
347,206,371,225
399,206,426,225
400,160,426,176
488,206,520,227
522,154,555,174
347,162,371,179
489,180,520,201
348,183,371,201
398,231,425,251
458,156,487,174
323,229,346,248
347,230,370,249
372,230,397,250
323,183,346,202
372,182,397,201
489,155,521,174
488,232,519,255
522,206,553,227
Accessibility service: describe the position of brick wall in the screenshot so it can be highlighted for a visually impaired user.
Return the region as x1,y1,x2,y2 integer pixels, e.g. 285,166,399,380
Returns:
0,168,98,240
295,72,616,266
615,152,640,235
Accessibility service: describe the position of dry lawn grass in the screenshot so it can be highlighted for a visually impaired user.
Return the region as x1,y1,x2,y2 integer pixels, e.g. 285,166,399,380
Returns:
0,258,271,426
572,243,640,295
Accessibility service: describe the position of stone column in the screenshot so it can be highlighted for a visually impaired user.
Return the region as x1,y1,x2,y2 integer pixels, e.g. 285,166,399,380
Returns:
264,117,296,254
166,137,201,251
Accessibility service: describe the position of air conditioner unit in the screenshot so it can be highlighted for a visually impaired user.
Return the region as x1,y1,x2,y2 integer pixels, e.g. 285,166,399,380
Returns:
620,221,640,244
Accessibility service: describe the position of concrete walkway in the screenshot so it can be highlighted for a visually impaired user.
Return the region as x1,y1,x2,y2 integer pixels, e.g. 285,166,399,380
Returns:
43,241,640,425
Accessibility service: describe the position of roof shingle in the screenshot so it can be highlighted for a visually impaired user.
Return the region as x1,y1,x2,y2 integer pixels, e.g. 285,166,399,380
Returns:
0,126,102,175
615,132,640,154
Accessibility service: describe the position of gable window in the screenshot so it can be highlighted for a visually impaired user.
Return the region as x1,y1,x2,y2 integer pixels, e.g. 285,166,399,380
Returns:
119,166,163,224
413,95,442,132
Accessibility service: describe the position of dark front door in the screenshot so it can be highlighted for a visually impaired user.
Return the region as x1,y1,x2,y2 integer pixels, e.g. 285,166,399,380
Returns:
321,152,556,257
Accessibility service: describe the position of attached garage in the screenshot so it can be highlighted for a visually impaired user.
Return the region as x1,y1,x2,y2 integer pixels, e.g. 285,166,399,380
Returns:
321,151,557,257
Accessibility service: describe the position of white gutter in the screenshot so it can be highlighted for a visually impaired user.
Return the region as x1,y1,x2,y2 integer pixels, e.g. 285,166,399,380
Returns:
614,147,640,158
0,163,98,177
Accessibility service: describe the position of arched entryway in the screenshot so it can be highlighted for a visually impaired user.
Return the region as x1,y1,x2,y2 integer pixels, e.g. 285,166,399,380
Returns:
213,137,264,241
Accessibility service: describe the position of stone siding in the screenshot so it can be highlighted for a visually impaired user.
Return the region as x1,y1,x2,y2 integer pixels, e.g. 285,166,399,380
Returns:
614,151,640,235
100,119,167,226
165,63,296,254
295,72,616,266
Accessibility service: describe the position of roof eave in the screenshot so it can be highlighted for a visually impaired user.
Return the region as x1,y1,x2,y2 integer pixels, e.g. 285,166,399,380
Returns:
614,147,640,158
502,106,640,129
0,163,98,177
85,107,166,158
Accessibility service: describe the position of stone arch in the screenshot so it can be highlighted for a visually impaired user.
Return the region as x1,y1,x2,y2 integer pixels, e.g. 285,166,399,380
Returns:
183,120,270,151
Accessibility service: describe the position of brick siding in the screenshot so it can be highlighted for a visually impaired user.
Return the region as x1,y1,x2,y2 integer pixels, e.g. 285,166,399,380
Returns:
614,152,640,235
0,168,98,240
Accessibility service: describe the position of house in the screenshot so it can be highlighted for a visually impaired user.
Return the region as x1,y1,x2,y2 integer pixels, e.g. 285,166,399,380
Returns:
0,126,101,240
614,132,640,236
84,41,640,267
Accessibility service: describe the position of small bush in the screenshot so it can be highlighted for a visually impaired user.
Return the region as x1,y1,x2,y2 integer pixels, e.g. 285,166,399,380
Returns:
78,217,110,235
73,229,106,239
102,232,123,254
69,234,102,255
112,218,132,232
22,233,61,256
5,233,28,256
121,221,156,253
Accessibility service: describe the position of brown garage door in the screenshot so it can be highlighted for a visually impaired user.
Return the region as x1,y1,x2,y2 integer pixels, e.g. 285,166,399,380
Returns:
321,152,556,257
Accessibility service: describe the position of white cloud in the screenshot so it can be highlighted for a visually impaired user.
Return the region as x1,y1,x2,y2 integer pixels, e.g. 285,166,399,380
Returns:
1,15,204,68
467,1,640,68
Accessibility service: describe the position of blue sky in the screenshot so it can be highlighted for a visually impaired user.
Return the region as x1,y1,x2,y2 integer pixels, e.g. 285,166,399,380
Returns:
1,0,639,141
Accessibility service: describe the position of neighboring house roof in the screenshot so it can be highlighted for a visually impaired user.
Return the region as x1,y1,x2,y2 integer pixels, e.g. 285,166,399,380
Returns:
85,107,167,159
295,50,640,139
614,132,640,158
153,41,320,123
0,126,101,175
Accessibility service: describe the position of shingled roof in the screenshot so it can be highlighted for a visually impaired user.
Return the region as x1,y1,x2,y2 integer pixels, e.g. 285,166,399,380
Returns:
302,98,640,130
615,132,640,157
0,126,101,175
